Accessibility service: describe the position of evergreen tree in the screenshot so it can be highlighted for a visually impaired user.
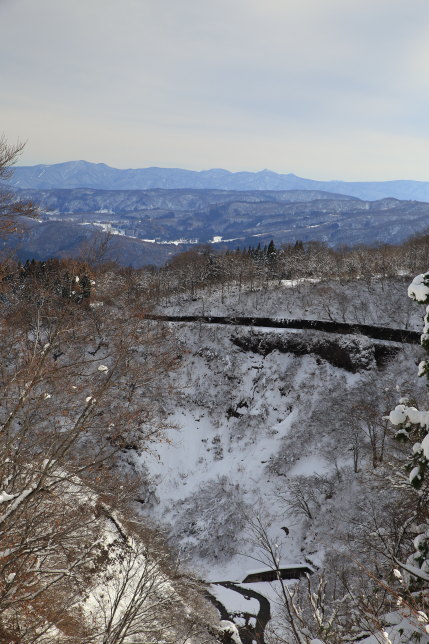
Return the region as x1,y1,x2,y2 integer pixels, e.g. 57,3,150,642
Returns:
267,239,276,258
388,272,429,584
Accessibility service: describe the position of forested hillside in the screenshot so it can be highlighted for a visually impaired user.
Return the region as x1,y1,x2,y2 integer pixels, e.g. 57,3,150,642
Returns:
0,256,233,642
5,0,429,640
2,140,429,643
135,247,429,643
2,244,429,642
6,186,429,267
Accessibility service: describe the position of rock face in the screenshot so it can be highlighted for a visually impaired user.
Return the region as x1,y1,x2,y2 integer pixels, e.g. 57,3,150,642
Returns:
231,329,400,372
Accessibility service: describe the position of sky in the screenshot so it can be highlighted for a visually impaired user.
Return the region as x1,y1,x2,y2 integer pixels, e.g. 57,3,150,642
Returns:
1,0,429,180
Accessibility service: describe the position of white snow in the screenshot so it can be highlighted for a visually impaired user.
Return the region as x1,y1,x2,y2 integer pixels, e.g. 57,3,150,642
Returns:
418,361,428,376
409,466,421,484
141,237,199,245
136,276,429,639
422,433,429,460
219,620,242,643
83,221,125,235
288,455,327,476
0,491,15,504
408,273,429,302
138,316,395,591
211,584,259,614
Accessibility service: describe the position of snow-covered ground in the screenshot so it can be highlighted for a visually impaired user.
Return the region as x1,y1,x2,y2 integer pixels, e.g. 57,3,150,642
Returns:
144,329,323,573
156,276,420,330
131,277,429,641
140,321,417,569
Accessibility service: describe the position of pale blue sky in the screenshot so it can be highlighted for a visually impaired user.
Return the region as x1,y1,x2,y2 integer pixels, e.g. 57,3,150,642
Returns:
1,0,429,180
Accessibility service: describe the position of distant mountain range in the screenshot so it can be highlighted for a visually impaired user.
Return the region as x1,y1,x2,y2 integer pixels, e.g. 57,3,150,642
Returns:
10,160,429,202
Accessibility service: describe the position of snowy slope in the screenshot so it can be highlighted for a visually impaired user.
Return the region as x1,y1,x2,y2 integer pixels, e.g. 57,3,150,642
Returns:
131,277,429,641
157,277,421,330
138,323,421,575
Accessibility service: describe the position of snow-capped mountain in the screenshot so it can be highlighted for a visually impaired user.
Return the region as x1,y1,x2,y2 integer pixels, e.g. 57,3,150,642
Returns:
11,160,429,201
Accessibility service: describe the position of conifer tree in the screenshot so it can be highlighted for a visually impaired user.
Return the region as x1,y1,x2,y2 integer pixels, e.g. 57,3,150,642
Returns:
267,239,276,258
388,272,429,584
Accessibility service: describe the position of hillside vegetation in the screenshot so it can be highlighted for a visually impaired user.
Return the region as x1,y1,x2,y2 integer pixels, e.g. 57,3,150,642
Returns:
2,140,429,643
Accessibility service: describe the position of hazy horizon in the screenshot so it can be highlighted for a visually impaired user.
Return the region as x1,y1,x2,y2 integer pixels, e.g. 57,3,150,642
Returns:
2,0,429,181
12,159,429,184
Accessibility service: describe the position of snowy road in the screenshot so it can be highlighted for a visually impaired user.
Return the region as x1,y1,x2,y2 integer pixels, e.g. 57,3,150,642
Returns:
149,314,420,344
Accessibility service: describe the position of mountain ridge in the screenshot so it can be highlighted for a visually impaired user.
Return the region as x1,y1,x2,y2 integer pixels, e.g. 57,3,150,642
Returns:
11,160,429,201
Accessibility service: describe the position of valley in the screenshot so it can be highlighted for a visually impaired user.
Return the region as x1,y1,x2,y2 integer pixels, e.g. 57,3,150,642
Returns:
7,185,429,267
124,276,428,643
2,238,429,641
3,155,429,642
5,0,429,639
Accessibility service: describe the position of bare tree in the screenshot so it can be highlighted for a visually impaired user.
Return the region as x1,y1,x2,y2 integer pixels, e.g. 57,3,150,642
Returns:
86,516,205,644
245,516,400,644
0,135,38,236
0,259,184,640
276,475,335,521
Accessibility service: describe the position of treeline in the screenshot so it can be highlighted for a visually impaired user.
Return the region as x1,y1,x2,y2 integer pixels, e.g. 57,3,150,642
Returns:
6,231,429,308
3,230,429,321
116,232,429,303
